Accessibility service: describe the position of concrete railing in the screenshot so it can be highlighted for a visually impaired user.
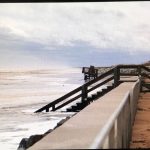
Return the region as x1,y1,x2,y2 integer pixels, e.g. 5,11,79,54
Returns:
90,79,141,149
28,81,141,150
130,77,141,127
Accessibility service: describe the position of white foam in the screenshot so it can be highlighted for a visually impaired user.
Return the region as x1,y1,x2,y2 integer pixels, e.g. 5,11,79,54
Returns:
0,68,82,150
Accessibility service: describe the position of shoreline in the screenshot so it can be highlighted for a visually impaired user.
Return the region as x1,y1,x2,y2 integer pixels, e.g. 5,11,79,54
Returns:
17,114,75,150
0,67,82,150
16,66,114,150
15,64,150,149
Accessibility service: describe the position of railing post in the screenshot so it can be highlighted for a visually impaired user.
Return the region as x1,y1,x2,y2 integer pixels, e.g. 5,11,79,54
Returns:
137,65,141,76
140,80,144,92
52,105,55,111
46,107,49,112
82,85,87,102
109,124,115,148
114,66,120,88
137,66,142,92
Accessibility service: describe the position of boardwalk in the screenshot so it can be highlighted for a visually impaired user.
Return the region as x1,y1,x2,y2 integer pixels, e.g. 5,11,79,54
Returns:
26,65,149,149
28,82,137,149
130,92,150,148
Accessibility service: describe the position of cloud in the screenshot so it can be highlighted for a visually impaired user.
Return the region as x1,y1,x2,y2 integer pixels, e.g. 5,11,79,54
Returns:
0,2,150,69
1,2,150,52
0,26,68,70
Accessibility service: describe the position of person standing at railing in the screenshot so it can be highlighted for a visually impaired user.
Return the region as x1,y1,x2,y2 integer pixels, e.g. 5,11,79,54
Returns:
89,65,98,79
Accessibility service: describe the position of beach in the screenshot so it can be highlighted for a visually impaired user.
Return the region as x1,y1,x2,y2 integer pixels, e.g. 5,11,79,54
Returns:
0,68,83,150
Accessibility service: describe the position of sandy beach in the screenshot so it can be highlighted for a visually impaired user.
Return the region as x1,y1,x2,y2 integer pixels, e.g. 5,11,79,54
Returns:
0,68,83,150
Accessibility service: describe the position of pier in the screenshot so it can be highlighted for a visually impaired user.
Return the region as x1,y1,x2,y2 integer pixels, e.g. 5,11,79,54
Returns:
28,64,149,149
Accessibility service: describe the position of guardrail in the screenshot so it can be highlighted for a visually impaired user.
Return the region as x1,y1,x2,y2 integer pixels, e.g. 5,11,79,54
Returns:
35,65,149,113
116,65,149,92
89,79,141,149
35,67,115,112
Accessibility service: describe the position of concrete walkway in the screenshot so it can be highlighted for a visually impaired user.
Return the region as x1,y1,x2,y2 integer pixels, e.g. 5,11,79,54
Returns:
130,92,150,148
28,82,136,150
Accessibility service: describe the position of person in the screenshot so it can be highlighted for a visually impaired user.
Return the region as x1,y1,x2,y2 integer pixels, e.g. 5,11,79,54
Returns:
83,65,98,81
89,65,97,79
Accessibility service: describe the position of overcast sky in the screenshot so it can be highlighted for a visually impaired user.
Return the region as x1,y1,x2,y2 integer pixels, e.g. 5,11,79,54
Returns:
0,2,150,70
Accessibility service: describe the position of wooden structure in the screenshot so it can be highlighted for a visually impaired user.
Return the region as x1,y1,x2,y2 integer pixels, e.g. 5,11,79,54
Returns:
35,65,150,113
29,81,139,150
82,65,98,80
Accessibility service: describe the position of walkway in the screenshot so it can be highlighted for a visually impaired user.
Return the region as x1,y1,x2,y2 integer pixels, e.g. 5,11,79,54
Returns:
130,92,150,148
28,82,136,150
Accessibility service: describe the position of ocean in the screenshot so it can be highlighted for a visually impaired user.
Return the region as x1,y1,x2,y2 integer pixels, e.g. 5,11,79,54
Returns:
0,68,84,150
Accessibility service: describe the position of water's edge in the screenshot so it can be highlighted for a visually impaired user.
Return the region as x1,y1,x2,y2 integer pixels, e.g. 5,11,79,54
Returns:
17,113,76,150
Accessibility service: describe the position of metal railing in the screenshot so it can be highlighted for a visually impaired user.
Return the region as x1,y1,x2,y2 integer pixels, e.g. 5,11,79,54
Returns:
89,79,141,149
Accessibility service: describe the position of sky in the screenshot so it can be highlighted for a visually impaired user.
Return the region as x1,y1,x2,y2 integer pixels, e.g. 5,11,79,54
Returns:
0,2,150,70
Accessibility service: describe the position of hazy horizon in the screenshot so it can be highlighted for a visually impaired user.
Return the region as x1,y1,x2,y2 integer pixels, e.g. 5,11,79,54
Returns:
0,2,150,70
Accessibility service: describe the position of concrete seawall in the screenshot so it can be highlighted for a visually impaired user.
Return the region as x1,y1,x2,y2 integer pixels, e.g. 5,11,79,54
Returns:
28,81,138,149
